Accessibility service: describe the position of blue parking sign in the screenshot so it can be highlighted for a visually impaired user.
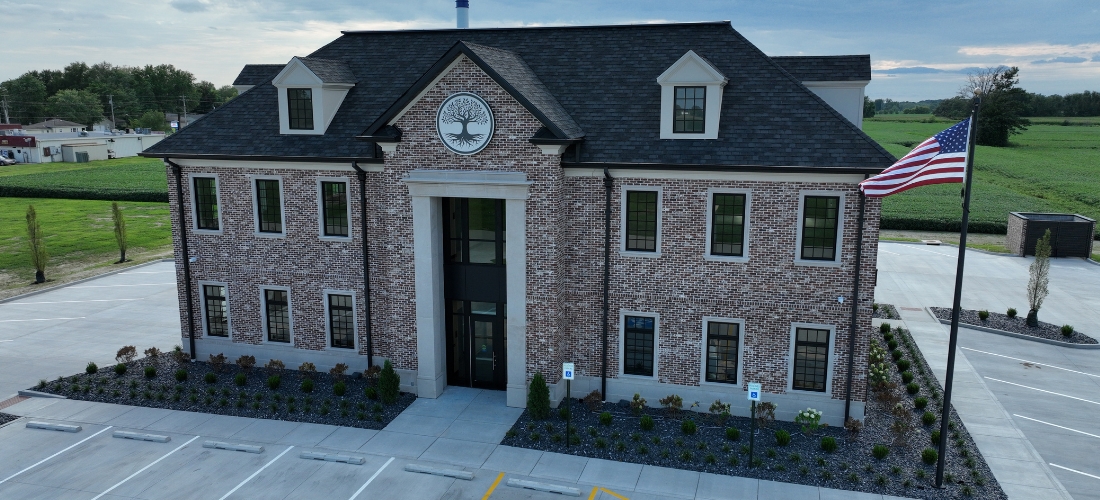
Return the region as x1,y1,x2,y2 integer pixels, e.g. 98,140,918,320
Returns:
747,382,761,401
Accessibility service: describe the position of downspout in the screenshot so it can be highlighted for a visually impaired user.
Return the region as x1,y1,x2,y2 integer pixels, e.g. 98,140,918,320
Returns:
601,168,613,400
351,162,374,368
167,159,197,360
843,178,868,423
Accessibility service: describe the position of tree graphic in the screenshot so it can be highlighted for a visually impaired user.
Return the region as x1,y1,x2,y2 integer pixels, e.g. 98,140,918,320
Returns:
440,96,489,147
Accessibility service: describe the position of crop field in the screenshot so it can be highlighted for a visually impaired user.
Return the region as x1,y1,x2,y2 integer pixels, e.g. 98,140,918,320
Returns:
863,115,1100,236
0,157,168,202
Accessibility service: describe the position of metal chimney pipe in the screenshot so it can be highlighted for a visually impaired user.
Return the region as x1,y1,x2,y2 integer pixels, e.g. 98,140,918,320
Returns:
456,0,469,28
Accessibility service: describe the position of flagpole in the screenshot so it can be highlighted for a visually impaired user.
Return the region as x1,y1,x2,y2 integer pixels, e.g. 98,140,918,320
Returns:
935,95,981,488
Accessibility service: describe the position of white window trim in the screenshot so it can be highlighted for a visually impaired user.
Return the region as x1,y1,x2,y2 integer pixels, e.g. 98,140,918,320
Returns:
271,57,355,136
699,317,746,388
250,175,287,238
656,50,728,140
198,280,232,340
620,186,663,258
786,322,837,397
187,173,223,235
323,289,357,351
259,285,294,346
618,310,660,380
315,177,352,241
703,188,751,263
793,190,846,267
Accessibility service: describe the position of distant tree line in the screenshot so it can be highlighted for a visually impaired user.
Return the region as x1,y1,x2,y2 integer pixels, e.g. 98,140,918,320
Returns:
0,62,237,130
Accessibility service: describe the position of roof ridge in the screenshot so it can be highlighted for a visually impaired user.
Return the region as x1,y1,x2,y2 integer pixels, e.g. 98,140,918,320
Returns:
341,20,731,35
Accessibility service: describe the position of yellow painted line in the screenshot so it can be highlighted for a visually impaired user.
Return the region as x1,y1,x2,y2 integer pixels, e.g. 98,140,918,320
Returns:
587,486,599,500
600,487,629,500
482,472,505,500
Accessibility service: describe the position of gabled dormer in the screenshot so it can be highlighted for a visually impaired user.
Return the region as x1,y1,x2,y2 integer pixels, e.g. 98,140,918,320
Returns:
656,50,728,140
271,57,356,135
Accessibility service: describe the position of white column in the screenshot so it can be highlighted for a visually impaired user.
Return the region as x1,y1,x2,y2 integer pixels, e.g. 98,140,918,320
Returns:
505,197,528,408
413,195,447,398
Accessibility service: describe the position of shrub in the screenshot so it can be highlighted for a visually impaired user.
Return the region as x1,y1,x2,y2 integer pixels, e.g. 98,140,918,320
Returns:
726,427,740,440
887,339,899,350
599,411,613,426
114,363,127,375
883,332,894,342
582,390,604,412
298,362,317,378
906,382,920,394
820,436,837,453
234,373,247,386
931,430,941,446
897,359,911,372
681,419,697,435
880,322,891,334
844,417,863,440
86,362,98,374
559,406,570,420
301,378,315,393
872,444,889,460
869,363,891,386
379,360,401,404
921,448,938,465
659,394,683,413
265,359,285,370
1062,325,1074,337
144,347,161,359
914,397,928,410
775,429,791,446
171,368,186,382
171,345,189,364
200,372,215,384
334,381,346,396
526,373,550,420
901,371,914,384
922,412,936,426
709,399,732,423
795,407,823,434
978,310,990,321
235,355,256,372
640,415,655,431
116,346,137,363
144,366,156,378
267,375,281,390
1007,307,1017,318
209,353,226,372
891,349,904,361
755,401,777,429
629,393,647,414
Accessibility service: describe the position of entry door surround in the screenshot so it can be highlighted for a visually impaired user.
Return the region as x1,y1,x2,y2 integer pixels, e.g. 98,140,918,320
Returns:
404,170,530,408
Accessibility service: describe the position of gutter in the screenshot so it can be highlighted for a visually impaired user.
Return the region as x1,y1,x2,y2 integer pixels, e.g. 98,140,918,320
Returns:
844,178,868,423
601,168,613,400
351,162,375,368
166,159,197,360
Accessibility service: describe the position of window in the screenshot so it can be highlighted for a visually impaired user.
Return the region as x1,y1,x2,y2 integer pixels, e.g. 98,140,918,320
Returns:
202,284,228,337
673,86,706,133
704,321,739,384
320,181,349,237
255,179,283,233
287,88,314,130
800,196,840,260
623,315,656,377
193,177,219,230
264,289,291,343
710,193,746,256
327,293,354,349
625,190,659,252
792,327,830,392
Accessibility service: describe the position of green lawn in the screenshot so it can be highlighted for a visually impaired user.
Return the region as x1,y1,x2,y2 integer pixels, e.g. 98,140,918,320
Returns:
0,157,168,202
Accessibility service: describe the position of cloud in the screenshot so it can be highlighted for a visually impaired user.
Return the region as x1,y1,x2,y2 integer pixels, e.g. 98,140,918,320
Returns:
874,66,946,74
169,0,212,13
1032,56,1088,64
959,42,1100,58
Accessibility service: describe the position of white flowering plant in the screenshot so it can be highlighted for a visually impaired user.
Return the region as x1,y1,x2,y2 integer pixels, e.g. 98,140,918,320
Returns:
795,407,823,434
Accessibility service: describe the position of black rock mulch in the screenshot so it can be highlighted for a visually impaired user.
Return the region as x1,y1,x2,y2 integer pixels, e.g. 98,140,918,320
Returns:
874,303,901,320
0,413,18,427
29,357,414,429
931,307,1097,344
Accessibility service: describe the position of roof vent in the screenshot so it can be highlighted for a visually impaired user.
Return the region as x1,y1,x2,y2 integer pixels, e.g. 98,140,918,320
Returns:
456,0,468,29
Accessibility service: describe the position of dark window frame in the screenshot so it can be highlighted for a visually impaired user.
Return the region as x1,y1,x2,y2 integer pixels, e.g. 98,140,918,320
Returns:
704,321,740,384
327,293,355,349
673,86,706,134
623,315,656,377
709,192,747,257
202,284,229,337
320,181,349,237
799,195,841,261
255,178,283,234
624,190,659,253
192,176,220,231
263,288,291,343
287,88,314,130
792,327,831,392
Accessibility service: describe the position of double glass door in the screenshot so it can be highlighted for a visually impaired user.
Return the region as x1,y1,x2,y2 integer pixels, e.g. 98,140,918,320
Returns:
448,300,506,389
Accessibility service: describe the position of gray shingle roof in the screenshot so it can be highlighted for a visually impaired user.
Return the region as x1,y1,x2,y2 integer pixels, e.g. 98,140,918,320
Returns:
232,64,284,86
146,22,894,169
297,58,357,84
771,55,871,82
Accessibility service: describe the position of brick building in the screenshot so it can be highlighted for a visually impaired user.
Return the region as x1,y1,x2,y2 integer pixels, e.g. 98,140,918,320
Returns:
143,21,893,425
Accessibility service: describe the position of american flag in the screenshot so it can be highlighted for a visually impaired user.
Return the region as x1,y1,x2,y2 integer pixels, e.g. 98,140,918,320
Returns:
859,118,972,198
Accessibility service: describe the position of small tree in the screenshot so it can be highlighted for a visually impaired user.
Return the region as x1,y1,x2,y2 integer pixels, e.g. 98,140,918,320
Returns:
111,202,128,263
526,373,550,420
1026,229,1051,327
26,205,48,283
378,360,401,404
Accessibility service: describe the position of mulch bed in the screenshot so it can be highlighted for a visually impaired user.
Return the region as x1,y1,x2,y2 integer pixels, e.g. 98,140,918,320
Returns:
502,324,1006,499
874,303,901,320
0,413,18,427
29,356,414,429
931,307,1097,345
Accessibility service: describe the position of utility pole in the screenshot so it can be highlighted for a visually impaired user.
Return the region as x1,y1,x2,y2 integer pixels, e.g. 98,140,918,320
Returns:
179,95,188,129
108,95,116,131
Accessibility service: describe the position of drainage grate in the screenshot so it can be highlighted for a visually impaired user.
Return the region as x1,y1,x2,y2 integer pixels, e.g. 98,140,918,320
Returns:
0,396,28,410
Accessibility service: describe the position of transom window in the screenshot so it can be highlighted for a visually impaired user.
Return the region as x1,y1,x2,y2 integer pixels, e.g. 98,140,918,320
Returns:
801,196,840,260
793,327,830,392
264,289,290,343
705,321,739,384
328,294,354,349
710,193,746,256
625,190,658,252
287,88,314,130
624,315,656,377
320,181,349,237
202,285,228,337
193,177,219,230
255,179,283,233
444,198,506,265
673,86,706,133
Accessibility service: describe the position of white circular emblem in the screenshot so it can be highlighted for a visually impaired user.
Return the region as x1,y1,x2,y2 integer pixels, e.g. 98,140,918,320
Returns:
436,92,494,155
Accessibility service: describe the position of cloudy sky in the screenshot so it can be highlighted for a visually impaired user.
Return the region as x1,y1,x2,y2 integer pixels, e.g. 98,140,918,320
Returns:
2,0,1097,101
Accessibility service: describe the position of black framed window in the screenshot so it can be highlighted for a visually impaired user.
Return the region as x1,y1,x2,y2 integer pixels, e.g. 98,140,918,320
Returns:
264,289,290,343
705,321,739,383
800,196,840,260
444,198,505,265
202,285,228,337
624,315,656,377
287,88,314,130
625,190,658,252
710,193,746,256
193,177,219,230
328,294,354,349
673,86,706,133
320,181,349,237
793,327,830,392
255,179,283,233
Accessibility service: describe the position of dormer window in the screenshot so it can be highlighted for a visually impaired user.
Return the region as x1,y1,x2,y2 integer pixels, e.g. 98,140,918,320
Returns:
673,86,706,133
657,50,728,140
287,89,315,130
271,57,355,135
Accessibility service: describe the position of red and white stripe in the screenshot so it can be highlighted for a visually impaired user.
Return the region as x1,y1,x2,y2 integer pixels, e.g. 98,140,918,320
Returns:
860,137,967,198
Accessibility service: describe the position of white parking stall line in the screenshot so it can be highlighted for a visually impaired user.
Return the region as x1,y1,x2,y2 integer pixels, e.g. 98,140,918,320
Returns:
218,446,294,500
1,299,143,306
349,457,394,500
1050,463,1100,481
0,317,85,323
1013,414,1100,440
961,347,1100,379
90,435,200,500
0,426,113,485
985,377,1100,406
905,245,956,257
68,283,175,288
118,271,175,274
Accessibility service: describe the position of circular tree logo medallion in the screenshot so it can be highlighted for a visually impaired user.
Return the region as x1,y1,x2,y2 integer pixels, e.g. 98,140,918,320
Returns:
436,92,494,155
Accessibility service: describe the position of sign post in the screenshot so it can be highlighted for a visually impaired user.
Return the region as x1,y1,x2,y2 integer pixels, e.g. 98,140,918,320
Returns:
563,363,574,449
747,382,761,467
